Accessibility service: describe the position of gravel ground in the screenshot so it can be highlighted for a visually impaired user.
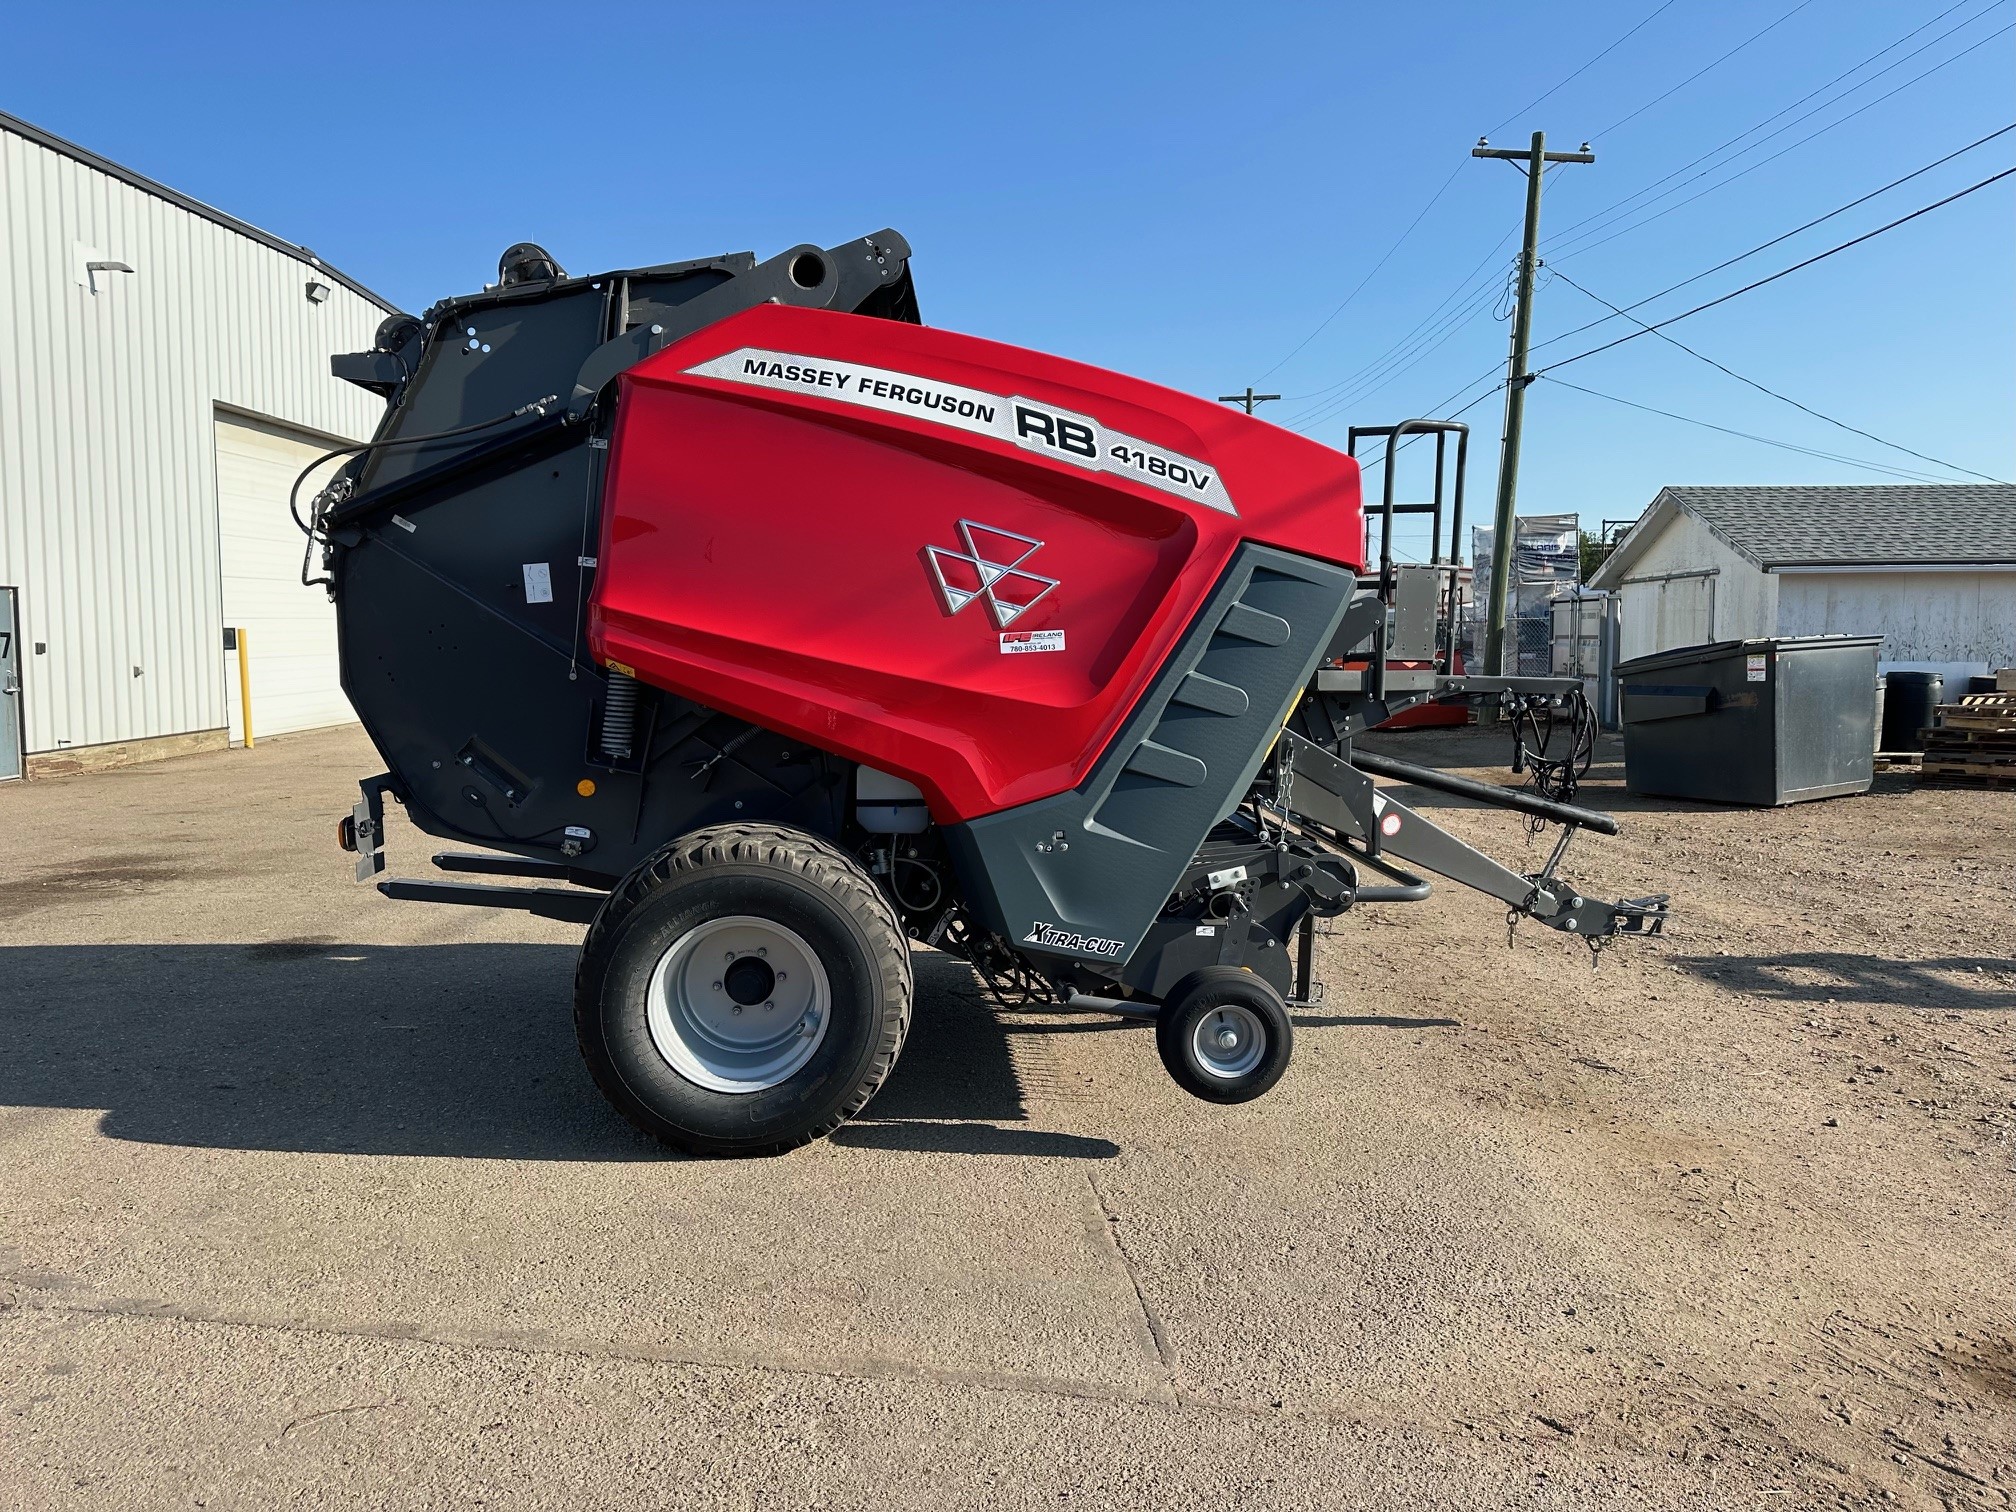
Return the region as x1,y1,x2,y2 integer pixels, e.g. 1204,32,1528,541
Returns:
0,722,2009,1509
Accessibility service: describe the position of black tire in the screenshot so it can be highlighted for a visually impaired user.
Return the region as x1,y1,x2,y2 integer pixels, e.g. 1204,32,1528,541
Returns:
1154,966,1293,1105
574,823,912,1156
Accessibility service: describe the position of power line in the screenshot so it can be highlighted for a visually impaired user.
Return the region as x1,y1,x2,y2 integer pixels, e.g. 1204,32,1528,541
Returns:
1284,277,1505,430
1319,2,1933,413
1481,0,1681,137
1592,0,1820,139
1278,237,1514,404
1257,159,1469,380
1345,382,1511,566
1537,166,2016,374
1257,0,1682,381
1531,122,2016,359
1543,0,2003,251
1548,268,2005,482
1550,17,2016,261
1539,375,1962,482
1266,0,1958,444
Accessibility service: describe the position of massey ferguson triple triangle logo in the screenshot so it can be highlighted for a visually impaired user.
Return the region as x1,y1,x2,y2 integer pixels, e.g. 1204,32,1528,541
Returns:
925,519,1059,629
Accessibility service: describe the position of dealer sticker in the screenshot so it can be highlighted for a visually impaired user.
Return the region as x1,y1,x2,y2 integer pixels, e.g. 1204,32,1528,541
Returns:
1000,629,1066,654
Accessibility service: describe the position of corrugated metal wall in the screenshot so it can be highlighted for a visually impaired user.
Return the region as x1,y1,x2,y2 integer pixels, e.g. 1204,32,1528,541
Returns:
0,126,390,754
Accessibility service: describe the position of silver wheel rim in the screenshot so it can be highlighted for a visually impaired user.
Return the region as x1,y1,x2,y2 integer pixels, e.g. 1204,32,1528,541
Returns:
645,915,832,1094
1191,1003,1266,1080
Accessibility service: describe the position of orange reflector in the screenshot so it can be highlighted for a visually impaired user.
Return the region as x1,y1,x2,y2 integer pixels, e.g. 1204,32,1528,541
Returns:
336,815,357,853
577,778,597,797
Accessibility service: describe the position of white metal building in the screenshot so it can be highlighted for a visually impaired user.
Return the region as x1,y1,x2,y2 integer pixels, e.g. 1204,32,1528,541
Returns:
0,110,397,779
1587,485,2016,685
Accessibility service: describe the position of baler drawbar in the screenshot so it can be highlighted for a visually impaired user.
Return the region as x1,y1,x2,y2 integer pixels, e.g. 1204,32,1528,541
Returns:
313,231,1667,1155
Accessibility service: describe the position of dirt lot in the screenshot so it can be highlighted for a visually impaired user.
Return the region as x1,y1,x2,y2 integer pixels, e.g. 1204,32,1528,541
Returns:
1,722,2009,1509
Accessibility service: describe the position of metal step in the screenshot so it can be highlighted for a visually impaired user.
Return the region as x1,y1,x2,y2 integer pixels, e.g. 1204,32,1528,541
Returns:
379,877,607,924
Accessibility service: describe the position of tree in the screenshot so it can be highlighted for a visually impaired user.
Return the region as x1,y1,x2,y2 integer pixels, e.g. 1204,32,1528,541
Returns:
1578,529,1614,583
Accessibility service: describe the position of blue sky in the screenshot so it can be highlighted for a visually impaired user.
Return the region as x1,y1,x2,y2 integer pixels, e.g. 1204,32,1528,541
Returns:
6,0,2010,557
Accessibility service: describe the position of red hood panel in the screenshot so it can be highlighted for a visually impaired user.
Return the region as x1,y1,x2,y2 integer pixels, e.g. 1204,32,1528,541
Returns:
590,305,1361,820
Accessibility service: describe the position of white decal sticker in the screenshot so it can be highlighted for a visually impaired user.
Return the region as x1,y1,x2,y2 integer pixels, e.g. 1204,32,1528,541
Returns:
390,514,418,534
1024,920,1126,957
1194,924,1217,937
577,555,598,568
1000,629,1066,654
685,347,1238,516
1746,653,1767,682
522,562,553,604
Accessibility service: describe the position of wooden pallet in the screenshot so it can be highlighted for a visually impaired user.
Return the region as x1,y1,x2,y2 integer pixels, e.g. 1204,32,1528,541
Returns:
1922,693,2016,746
1923,726,2016,746
1919,695,2016,789
1922,740,2016,785
1922,767,2016,789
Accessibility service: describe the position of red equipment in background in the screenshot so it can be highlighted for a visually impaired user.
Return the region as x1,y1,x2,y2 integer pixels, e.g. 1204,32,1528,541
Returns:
1374,650,1471,729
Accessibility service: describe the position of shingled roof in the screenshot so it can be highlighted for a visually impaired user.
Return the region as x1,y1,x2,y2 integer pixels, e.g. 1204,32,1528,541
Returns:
1591,484,2016,587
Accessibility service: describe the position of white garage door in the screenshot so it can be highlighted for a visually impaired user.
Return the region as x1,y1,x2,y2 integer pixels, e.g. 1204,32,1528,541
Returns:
214,412,357,742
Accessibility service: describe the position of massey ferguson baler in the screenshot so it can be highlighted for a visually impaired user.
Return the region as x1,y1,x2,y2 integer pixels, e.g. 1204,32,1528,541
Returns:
313,231,1666,1155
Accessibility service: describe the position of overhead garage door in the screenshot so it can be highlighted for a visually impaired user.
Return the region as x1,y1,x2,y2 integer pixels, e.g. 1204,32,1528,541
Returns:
214,411,357,742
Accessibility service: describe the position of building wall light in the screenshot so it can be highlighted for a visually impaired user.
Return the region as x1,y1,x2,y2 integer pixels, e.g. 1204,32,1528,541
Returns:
85,259,133,295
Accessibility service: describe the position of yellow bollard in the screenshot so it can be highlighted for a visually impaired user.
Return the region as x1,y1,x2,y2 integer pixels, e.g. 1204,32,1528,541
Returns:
236,627,254,749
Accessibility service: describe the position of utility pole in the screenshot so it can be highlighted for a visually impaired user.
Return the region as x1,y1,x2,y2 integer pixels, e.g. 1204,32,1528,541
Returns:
1217,387,1280,415
1471,130,1593,677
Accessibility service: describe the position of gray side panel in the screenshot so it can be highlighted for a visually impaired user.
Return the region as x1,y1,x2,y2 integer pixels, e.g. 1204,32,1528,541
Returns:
944,545,1354,967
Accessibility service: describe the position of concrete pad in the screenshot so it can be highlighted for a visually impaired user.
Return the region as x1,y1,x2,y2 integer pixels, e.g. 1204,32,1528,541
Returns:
2,723,2011,1508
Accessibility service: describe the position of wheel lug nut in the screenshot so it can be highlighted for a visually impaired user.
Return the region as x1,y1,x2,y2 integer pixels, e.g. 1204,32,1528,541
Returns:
763,1000,775,1010
776,971,787,982
731,1004,743,1015
725,950,736,961
757,947,768,958
712,981,723,992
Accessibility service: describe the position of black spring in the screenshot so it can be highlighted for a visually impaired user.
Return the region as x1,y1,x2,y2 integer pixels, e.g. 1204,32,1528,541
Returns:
600,671,640,760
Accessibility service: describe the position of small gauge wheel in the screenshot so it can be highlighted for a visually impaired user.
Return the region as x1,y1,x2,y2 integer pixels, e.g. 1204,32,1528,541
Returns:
1154,967,1294,1105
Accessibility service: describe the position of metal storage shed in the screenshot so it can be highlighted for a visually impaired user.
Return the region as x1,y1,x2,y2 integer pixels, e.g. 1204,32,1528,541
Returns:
0,110,398,779
1586,485,2016,687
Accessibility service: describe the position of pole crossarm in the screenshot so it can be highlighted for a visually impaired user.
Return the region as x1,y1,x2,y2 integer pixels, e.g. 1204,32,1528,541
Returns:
1217,387,1282,415
1473,141,1596,165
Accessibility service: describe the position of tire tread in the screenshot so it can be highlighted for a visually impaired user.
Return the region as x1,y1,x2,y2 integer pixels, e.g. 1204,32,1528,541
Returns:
574,823,912,1155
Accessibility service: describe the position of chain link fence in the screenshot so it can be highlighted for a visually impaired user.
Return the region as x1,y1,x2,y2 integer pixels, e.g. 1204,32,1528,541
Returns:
1454,612,1554,676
